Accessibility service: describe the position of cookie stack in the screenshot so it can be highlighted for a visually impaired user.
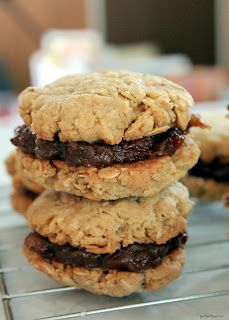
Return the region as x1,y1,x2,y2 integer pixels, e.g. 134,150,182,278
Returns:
11,71,200,296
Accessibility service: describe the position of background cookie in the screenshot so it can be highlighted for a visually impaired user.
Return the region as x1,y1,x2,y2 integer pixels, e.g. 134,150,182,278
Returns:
23,244,184,297
5,152,43,215
190,114,229,163
182,175,229,201
5,152,16,176
16,134,200,200
11,176,38,215
5,151,44,194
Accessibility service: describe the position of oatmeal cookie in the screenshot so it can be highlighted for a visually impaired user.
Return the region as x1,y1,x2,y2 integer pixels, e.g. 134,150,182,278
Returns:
11,179,34,215
190,114,229,163
5,152,44,193
5,152,43,214
19,71,193,144
183,113,229,200
182,175,229,201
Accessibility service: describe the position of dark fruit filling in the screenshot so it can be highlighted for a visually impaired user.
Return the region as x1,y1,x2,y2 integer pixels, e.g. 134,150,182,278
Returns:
25,232,187,272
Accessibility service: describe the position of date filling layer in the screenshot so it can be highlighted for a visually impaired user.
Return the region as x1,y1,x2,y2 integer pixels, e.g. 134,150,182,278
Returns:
25,232,187,272
12,125,185,167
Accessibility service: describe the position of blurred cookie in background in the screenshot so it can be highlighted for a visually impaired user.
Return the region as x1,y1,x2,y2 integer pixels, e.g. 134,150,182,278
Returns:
182,113,229,201
5,152,44,216
223,193,229,208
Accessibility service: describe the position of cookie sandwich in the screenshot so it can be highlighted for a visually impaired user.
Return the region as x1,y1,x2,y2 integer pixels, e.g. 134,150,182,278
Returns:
12,71,200,201
9,71,201,297
24,183,192,297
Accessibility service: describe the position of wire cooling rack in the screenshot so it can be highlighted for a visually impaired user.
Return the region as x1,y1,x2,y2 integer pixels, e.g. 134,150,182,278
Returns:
0,184,229,320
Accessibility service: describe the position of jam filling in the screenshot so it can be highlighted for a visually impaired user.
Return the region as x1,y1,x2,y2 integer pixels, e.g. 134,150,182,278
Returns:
20,187,39,200
25,232,187,272
11,125,185,168
189,158,229,182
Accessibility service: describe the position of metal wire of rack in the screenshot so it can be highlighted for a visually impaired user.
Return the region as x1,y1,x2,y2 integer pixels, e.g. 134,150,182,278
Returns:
0,184,229,320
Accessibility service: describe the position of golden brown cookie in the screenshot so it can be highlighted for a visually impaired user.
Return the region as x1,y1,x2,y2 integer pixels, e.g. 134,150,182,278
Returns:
182,113,229,200
223,193,229,208
23,244,185,297
11,176,37,215
5,152,16,176
26,182,192,254
5,152,44,194
16,134,200,201
19,71,193,144
181,175,229,201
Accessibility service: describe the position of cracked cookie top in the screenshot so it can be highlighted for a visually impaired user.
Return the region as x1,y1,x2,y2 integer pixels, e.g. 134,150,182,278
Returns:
190,113,229,162
19,71,193,144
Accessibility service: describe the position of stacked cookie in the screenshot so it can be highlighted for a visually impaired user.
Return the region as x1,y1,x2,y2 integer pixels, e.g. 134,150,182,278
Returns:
182,113,229,201
11,71,200,296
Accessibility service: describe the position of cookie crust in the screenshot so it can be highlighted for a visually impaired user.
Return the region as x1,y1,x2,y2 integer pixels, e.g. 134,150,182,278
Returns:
19,71,193,144
190,114,229,162
26,183,192,254
182,175,229,201
16,133,200,200
23,244,184,297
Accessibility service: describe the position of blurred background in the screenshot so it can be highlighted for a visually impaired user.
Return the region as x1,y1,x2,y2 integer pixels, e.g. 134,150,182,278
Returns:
0,0,229,127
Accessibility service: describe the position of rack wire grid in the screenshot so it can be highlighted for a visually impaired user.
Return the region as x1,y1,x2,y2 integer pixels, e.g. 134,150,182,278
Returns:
0,183,229,320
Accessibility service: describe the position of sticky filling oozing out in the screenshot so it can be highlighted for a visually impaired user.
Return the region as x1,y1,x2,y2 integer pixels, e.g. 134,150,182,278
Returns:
25,232,187,272
12,125,185,167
